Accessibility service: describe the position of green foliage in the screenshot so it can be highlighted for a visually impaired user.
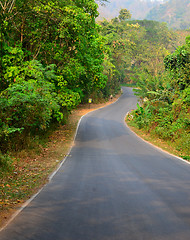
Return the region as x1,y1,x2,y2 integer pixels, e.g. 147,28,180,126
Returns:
0,53,89,152
0,79,59,151
57,89,81,112
99,11,190,156
0,0,110,154
182,87,190,104
99,14,175,87
0,152,13,172
164,36,190,90
99,11,142,87
118,9,131,21
133,71,175,104
130,34,190,156
130,95,190,155
1,0,107,96
132,103,152,129
164,46,190,71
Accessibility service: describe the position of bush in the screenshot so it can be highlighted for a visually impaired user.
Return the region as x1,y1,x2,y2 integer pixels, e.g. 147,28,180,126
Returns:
0,152,13,172
0,79,60,151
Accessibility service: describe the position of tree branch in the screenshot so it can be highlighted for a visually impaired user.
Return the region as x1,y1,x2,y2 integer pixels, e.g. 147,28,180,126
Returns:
0,1,5,11
8,0,15,13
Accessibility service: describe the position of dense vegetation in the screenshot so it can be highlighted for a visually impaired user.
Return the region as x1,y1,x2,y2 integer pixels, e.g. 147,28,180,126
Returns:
0,2,189,170
99,16,176,86
98,12,190,157
129,38,189,156
0,3,189,214
130,36,190,157
0,0,120,157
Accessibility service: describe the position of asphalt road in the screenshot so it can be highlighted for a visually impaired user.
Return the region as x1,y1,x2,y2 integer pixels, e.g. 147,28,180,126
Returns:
1,87,190,240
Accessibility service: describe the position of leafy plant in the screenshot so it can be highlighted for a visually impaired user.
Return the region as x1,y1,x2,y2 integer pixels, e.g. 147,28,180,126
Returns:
0,152,13,172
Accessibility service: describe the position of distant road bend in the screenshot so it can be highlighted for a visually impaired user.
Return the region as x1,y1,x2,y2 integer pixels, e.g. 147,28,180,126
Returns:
1,87,190,240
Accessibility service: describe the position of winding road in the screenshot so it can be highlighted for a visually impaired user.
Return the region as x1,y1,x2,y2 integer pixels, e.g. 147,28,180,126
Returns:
1,87,190,240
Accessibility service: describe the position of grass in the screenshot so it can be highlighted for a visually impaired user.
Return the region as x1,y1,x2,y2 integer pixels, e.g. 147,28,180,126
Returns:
0,96,120,229
181,155,190,161
126,117,190,161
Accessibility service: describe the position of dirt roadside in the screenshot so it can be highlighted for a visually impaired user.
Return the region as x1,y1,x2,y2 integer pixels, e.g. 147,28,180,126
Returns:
0,95,121,230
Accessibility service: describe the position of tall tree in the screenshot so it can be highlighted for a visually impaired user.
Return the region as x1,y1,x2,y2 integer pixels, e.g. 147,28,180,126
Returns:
118,8,131,21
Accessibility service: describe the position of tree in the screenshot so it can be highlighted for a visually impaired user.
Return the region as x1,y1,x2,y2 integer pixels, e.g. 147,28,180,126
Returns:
96,0,108,6
0,0,109,151
118,8,131,22
164,35,190,89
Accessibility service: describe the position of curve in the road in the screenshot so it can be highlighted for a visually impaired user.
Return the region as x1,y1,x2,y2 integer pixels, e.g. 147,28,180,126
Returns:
1,87,190,240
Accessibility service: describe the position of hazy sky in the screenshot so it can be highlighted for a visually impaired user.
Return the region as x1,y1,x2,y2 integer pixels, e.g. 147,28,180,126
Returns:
97,0,167,20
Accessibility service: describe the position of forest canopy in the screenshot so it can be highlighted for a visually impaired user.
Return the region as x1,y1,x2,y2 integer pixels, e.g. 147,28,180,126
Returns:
0,0,115,151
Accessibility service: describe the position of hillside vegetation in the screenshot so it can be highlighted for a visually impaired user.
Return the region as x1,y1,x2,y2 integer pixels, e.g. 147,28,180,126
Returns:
99,11,190,158
98,0,190,30
129,36,190,157
147,0,190,29
1,2,189,168
0,0,120,157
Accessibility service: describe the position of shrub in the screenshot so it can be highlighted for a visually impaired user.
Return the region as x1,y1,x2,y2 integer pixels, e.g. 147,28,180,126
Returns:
0,79,60,151
0,152,13,172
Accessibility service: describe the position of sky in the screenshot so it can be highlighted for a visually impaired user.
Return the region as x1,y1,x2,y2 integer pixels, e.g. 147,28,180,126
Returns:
97,0,167,20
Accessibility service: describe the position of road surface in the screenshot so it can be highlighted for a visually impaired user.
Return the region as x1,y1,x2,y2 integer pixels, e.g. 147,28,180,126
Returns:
1,87,190,240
